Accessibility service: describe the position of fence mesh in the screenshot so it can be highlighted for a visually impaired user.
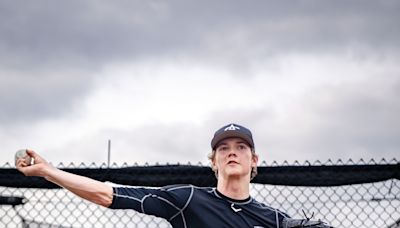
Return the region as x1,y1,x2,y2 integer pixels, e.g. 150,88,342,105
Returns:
1,159,399,228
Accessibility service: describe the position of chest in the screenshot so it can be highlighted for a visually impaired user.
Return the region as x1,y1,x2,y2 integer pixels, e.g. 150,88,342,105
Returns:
179,193,279,228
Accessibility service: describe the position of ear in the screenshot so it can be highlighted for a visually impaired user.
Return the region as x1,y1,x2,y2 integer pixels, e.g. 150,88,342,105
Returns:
211,157,217,171
251,153,259,168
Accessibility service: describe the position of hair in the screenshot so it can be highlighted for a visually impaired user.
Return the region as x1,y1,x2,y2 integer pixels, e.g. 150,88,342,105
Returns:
208,148,258,180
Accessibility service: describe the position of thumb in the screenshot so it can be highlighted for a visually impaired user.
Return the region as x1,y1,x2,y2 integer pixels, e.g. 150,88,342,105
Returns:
26,149,46,164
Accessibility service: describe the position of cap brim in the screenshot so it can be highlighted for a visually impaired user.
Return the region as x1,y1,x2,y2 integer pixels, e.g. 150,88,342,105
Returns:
211,131,254,149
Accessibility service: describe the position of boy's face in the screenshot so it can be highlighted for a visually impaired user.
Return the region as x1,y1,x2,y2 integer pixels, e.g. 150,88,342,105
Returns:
212,137,258,181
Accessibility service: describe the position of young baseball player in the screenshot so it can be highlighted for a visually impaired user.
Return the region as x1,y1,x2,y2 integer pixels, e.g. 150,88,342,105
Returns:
16,123,332,228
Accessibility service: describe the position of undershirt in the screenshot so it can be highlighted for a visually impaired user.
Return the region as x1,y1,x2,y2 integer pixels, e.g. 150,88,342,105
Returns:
109,184,290,228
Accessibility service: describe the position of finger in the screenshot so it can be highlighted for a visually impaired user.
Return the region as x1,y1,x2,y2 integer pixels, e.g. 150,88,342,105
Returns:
16,161,29,174
17,163,42,176
16,158,27,167
26,149,45,163
18,166,32,176
26,149,36,158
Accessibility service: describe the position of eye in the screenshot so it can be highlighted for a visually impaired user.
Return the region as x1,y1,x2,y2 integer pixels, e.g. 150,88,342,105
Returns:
238,144,247,150
217,146,228,152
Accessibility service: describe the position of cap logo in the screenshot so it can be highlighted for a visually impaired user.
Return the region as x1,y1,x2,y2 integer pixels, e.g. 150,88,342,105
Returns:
224,124,240,131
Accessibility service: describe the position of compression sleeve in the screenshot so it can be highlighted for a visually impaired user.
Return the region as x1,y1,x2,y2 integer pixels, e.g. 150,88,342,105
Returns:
108,185,194,221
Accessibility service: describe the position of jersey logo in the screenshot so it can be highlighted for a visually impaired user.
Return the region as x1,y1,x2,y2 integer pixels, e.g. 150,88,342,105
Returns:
225,124,240,131
231,203,242,212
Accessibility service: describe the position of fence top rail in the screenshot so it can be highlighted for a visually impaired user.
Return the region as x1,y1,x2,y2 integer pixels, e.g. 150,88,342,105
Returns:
1,159,399,188
2,158,398,168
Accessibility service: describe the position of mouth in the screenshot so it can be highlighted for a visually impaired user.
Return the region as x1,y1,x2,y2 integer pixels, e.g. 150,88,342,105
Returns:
227,161,239,165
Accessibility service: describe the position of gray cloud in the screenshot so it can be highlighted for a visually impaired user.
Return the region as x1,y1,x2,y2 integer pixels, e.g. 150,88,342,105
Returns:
0,71,93,124
55,123,211,164
1,1,399,163
198,75,400,162
301,77,400,159
1,1,399,70
268,77,399,161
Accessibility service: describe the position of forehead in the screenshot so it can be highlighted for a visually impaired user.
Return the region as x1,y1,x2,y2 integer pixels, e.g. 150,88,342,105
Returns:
215,137,249,147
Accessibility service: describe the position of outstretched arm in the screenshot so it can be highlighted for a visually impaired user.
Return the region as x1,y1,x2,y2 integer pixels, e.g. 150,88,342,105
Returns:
16,150,113,207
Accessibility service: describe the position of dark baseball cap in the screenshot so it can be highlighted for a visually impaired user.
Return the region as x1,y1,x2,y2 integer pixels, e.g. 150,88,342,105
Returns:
211,123,255,150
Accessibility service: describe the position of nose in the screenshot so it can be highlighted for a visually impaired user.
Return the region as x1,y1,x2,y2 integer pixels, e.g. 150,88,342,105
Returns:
227,148,238,157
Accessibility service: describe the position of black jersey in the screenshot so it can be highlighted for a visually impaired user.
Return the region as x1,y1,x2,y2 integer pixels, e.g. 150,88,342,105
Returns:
109,184,290,228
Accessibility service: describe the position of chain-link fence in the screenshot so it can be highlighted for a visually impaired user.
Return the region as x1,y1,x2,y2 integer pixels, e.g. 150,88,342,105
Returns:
1,159,399,228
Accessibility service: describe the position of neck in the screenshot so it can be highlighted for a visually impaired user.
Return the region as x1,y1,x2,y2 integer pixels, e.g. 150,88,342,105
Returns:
216,175,250,200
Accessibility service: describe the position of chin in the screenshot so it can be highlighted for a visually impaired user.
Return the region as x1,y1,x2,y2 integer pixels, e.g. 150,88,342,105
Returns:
225,168,246,178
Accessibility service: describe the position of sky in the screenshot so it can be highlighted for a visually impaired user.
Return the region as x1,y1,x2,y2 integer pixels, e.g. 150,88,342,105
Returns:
1,0,399,166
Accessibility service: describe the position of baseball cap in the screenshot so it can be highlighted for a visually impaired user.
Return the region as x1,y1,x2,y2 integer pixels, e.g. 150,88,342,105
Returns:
211,123,255,150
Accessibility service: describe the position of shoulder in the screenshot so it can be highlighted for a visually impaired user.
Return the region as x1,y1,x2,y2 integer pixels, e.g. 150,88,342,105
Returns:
250,198,291,218
161,184,194,191
161,185,217,203
161,185,214,194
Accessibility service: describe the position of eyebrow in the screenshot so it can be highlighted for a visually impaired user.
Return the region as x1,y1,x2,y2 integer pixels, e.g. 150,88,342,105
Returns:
216,140,248,148
216,143,227,148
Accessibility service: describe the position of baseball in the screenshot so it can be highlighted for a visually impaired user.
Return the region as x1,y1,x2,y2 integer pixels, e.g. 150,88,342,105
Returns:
15,149,32,166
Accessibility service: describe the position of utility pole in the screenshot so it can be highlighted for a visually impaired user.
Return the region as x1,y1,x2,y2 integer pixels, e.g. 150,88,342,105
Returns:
107,139,111,168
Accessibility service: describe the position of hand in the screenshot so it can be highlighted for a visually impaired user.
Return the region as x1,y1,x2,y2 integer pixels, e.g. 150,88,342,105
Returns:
283,218,334,227
15,150,54,177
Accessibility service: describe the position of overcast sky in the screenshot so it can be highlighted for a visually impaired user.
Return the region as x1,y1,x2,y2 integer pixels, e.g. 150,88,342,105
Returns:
1,1,399,166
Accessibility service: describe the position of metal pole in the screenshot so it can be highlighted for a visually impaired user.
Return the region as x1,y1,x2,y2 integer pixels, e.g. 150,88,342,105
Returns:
107,139,111,168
